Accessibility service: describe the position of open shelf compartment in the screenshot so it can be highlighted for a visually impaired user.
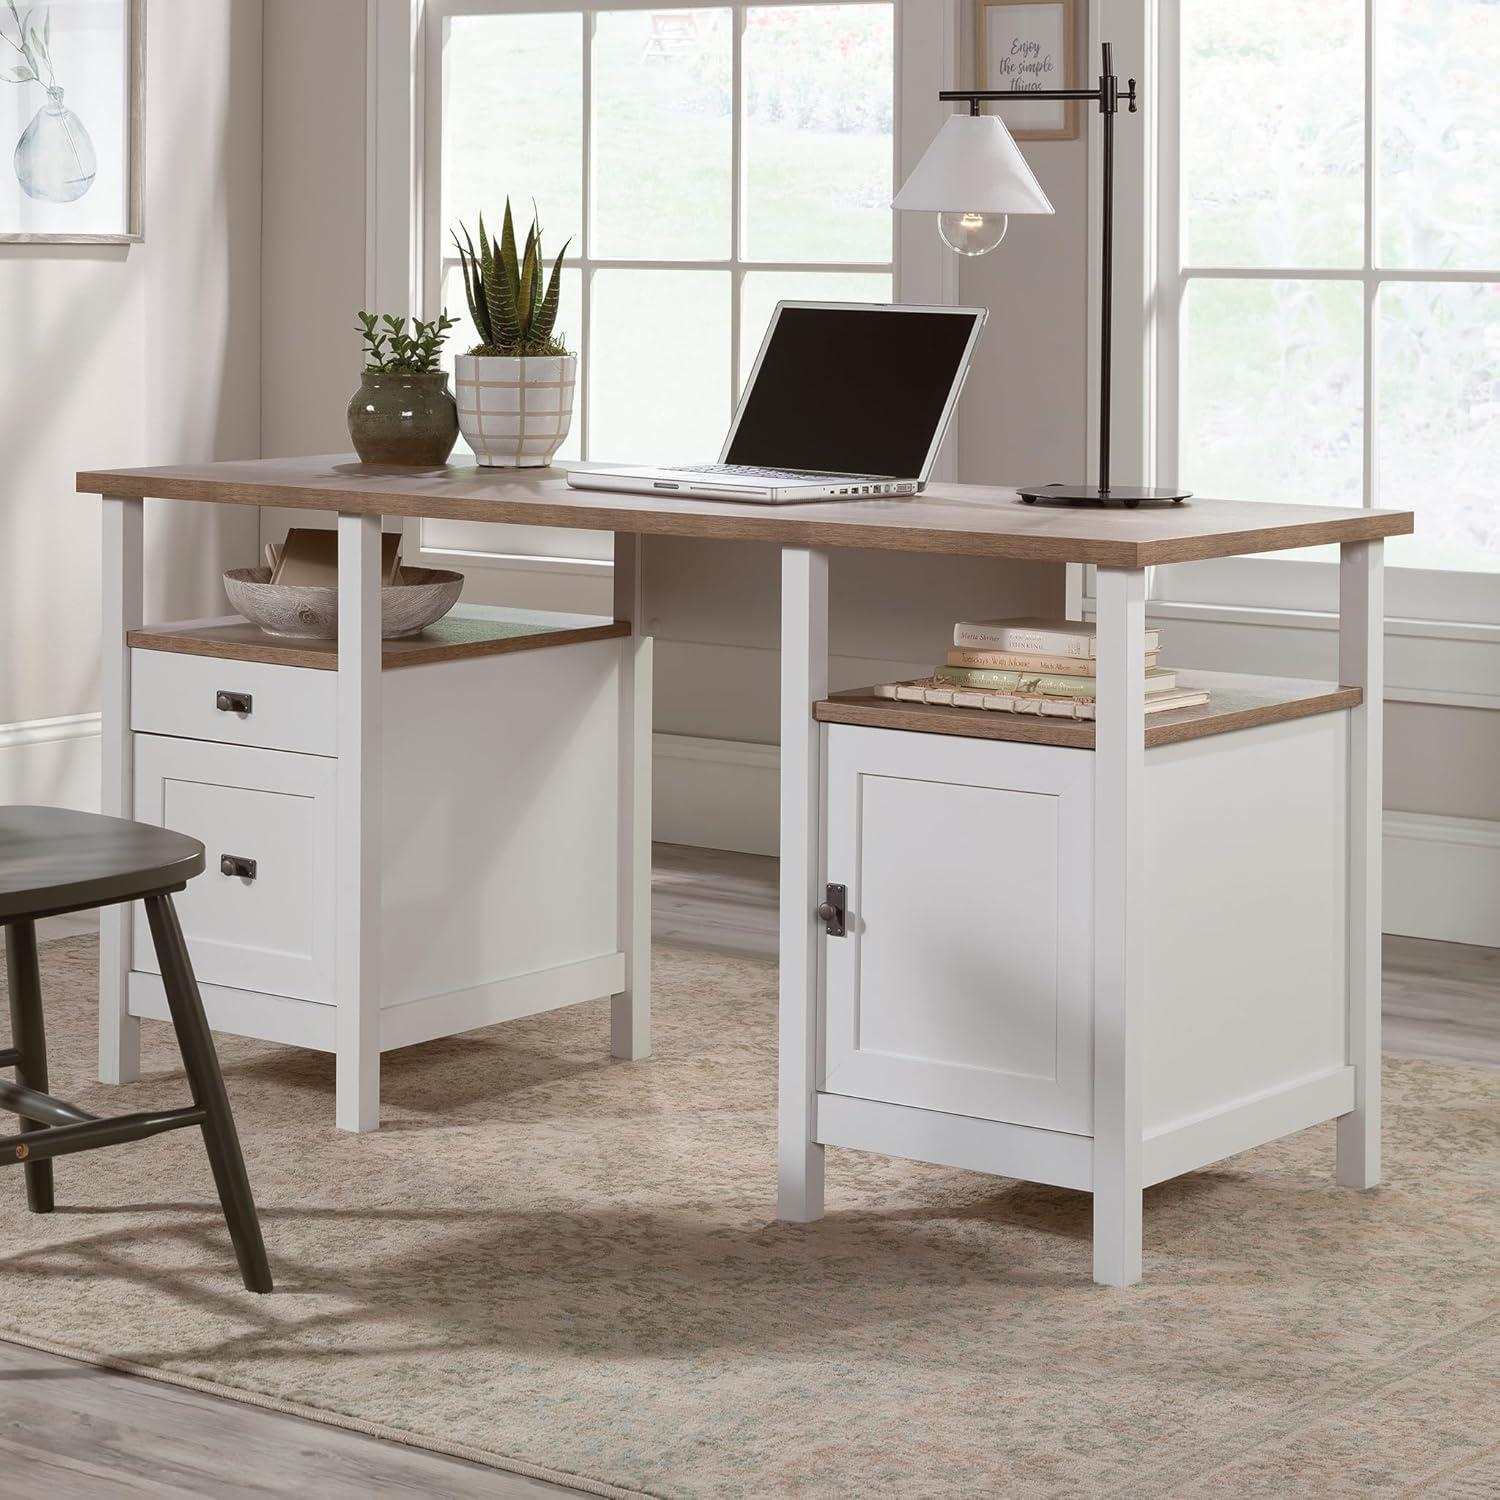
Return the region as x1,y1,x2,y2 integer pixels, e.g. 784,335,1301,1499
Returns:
815,670,1362,750
128,603,629,671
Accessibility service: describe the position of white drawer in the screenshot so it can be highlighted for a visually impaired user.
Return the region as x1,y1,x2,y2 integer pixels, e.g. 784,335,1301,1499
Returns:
133,735,337,1003
131,649,337,757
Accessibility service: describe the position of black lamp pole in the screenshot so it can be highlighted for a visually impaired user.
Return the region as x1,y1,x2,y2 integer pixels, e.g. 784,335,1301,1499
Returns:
940,42,1191,508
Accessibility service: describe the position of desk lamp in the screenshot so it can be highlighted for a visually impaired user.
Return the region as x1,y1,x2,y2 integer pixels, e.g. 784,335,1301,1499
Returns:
894,42,1190,508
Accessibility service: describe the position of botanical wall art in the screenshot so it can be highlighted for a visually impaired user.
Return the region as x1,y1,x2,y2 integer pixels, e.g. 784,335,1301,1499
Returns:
977,0,1079,142
1,0,142,242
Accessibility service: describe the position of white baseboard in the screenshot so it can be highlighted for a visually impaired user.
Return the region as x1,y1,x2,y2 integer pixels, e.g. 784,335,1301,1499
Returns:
0,712,101,813
653,733,780,856
653,733,1500,948
1384,811,1500,948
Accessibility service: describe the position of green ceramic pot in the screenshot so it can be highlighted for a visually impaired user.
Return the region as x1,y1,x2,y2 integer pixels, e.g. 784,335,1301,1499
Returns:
347,370,459,465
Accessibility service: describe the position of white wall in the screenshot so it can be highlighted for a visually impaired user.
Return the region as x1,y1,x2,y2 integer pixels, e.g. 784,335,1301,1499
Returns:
0,0,263,809
260,0,367,459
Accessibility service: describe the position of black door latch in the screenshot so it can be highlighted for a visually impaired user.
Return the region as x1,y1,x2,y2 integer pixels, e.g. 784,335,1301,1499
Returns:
817,883,847,938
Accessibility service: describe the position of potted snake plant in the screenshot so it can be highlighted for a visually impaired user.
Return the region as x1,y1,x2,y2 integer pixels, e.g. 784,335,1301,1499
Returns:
451,201,575,468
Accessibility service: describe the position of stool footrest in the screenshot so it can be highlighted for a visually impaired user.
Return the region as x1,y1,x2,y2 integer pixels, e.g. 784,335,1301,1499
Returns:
0,1048,20,1069
0,1105,207,1163
0,1080,97,1128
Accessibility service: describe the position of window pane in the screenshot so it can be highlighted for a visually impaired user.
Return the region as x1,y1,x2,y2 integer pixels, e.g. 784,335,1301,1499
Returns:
1182,279,1363,505
1378,282,1500,571
1181,1,1362,268
444,14,583,255
743,4,893,263
592,10,732,260
1378,1,1500,270
739,271,891,386
589,270,731,460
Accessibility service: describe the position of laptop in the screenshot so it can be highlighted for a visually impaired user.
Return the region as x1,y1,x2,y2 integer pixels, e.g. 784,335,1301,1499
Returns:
566,301,987,504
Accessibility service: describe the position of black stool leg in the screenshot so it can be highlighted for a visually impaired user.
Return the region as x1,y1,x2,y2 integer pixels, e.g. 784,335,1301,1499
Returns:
5,920,55,1214
143,894,272,1294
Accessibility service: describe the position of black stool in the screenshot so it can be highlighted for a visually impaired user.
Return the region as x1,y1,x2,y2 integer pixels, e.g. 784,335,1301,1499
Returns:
0,806,271,1293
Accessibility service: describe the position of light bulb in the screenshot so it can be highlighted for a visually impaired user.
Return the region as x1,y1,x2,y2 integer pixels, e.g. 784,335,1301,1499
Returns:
937,210,1008,256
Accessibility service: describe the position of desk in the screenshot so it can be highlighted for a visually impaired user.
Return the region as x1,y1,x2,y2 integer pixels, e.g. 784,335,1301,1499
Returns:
78,457,1413,1284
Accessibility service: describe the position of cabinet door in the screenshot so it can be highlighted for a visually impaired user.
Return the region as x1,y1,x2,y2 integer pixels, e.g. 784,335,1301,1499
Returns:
133,735,337,1002
822,725,1094,1134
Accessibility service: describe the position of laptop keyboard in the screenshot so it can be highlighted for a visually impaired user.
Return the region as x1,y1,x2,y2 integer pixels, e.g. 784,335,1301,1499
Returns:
674,463,883,483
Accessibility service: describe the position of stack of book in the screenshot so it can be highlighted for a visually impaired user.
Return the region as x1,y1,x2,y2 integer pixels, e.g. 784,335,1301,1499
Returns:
873,616,1210,722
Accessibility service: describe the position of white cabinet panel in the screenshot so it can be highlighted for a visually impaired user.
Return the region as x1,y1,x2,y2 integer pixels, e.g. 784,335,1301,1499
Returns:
854,775,1061,1078
133,735,337,1003
1142,715,1349,1132
822,726,1094,1134
379,642,621,1007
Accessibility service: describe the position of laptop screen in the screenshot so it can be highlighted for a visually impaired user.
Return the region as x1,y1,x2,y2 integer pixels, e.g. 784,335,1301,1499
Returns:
723,304,983,478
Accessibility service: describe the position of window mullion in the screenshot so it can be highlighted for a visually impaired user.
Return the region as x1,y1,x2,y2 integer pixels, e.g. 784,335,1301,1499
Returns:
730,5,745,403
580,7,595,460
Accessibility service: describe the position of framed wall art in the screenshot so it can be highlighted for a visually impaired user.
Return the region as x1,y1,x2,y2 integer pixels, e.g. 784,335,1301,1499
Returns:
976,0,1079,142
0,0,144,243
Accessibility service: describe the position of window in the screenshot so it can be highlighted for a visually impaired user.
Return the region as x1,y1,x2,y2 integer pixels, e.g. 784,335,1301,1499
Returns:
1154,0,1500,600
418,0,912,581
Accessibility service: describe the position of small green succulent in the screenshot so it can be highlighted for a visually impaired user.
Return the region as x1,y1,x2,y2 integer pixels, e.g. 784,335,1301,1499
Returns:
357,311,455,374
452,199,571,358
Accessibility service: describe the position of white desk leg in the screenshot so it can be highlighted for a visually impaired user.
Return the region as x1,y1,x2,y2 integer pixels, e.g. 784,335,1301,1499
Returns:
778,546,828,1221
1092,565,1147,1286
99,494,144,1085
611,532,652,1061
336,513,382,1132
1337,539,1383,1188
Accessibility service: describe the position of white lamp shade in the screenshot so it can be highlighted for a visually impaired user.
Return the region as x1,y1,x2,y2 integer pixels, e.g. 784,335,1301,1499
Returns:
892,113,1054,216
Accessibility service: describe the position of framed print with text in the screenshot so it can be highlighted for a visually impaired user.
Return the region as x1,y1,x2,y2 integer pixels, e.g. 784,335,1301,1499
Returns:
977,0,1079,142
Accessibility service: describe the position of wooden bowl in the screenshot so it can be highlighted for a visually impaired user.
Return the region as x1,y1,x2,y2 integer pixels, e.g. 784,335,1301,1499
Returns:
222,566,463,640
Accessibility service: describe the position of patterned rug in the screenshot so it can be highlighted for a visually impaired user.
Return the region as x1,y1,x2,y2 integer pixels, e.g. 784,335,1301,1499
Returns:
0,937,1496,1498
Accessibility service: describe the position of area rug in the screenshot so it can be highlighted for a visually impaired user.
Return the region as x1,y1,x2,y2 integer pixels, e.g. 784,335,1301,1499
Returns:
0,937,1496,1499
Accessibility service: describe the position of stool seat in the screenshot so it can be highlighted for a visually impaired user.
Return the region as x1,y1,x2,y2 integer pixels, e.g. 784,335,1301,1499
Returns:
0,806,203,923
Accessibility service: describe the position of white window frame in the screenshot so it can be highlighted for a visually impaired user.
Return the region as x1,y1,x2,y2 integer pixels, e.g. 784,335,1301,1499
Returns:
368,0,959,608
1094,0,1500,711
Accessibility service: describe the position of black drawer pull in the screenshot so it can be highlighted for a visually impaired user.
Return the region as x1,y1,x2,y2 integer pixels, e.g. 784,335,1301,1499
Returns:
215,690,253,714
220,855,258,881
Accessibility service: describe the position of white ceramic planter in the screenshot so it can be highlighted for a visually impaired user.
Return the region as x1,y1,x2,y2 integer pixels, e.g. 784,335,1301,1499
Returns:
454,353,577,468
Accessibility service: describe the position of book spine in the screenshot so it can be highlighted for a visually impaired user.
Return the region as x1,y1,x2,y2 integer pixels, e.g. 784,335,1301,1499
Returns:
953,623,1094,656
947,647,1160,675
936,665,1097,697
935,665,1021,690
952,623,1162,655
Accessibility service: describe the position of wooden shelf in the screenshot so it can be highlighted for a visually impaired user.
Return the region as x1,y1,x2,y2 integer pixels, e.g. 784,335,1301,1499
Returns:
815,671,1362,751
128,606,629,671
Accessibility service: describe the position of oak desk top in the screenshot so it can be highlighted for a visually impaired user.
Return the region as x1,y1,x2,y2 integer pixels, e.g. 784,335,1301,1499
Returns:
77,456,1414,568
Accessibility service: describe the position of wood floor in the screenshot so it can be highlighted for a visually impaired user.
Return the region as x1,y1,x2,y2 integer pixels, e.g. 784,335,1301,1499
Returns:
3,842,1496,1497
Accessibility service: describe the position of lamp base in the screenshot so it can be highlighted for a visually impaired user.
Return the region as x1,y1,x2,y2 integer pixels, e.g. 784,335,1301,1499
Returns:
1017,482,1193,509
